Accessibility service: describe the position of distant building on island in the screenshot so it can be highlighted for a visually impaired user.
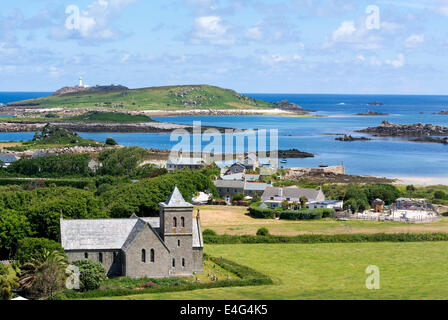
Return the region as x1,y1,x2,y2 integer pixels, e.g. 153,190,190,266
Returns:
61,186,204,279
78,77,90,88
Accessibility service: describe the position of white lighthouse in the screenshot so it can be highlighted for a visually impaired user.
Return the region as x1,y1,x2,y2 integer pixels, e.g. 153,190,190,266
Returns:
78,77,90,88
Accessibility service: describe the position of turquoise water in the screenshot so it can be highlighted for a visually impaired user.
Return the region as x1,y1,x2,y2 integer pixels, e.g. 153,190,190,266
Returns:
1,92,448,179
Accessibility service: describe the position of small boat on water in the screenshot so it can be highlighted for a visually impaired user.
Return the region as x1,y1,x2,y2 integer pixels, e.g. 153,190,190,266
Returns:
280,159,288,164
319,164,329,168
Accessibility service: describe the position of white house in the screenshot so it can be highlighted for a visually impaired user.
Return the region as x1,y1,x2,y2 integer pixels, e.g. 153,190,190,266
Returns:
308,200,343,211
261,186,325,209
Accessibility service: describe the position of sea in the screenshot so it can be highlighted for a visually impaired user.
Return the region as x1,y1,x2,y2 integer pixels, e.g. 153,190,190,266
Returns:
1,92,448,183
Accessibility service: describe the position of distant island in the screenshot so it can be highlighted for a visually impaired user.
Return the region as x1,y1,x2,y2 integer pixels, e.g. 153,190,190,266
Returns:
355,110,389,116
5,84,312,116
367,102,385,106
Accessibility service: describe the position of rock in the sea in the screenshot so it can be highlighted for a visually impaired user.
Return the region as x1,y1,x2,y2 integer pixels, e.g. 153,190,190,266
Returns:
335,135,371,142
356,110,389,116
358,120,448,137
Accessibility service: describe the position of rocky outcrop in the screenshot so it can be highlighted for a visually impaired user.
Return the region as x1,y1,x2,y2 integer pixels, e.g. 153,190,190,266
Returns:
274,100,313,114
367,102,384,106
2,146,118,158
433,110,448,115
356,110,389,116
336,135,371,142
0,121,228,133
412,137,448,145
275,149,314,158
358,121,448,137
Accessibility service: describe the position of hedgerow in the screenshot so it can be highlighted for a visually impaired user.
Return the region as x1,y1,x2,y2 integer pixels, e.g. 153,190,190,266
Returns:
203,233,448,244
61,255,273,299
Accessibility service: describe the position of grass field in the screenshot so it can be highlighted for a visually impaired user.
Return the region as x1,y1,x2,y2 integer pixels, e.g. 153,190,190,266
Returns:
197,205,448,236
102,242,448,300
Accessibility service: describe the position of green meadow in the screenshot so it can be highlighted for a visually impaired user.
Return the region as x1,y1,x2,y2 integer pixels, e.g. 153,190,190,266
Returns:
104,242,448,300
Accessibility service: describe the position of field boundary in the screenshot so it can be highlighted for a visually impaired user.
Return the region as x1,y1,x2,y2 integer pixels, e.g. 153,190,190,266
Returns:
204,232,448,244
62,255,273,300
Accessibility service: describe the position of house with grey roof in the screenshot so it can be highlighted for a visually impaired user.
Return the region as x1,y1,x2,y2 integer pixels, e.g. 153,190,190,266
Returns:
261,186,325,209
166,157,206,171
214,179,270,203
61,186,203,279
0,153,18,167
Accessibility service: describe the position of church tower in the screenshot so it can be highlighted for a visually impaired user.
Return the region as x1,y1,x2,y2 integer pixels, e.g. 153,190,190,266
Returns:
159,186,194,276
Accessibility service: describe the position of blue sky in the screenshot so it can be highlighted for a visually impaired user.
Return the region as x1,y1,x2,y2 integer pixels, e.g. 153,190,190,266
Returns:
1,0,448,94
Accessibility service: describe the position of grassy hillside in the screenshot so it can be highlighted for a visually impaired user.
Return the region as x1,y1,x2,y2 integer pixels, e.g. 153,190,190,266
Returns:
104,242,448,300
67,111,156,123
8,85,275,111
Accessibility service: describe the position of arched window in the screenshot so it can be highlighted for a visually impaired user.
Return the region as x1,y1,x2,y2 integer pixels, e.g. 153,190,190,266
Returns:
178,239,181,247
99,252,103,263
141,249,146,263
181,217,185,228
173,217,177,228
172,258,176,268
150,249,155,263
84,252,88,259
182,258,185,268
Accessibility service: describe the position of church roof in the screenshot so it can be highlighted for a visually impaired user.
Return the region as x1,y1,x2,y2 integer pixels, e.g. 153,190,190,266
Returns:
160,186,193,208
60,217,160,251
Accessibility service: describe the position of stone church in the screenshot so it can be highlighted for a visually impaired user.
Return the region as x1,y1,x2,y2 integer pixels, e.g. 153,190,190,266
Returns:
60,187,203,278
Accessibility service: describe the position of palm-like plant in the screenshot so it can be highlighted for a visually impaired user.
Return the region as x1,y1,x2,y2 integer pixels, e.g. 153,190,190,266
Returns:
19,250,68,300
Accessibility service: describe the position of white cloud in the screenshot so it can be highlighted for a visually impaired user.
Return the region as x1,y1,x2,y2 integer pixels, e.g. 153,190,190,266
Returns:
332,21,357,42
191,16,234,45
246,26,263,40
261,53,302,66
386,53,405,68
405,34,425,48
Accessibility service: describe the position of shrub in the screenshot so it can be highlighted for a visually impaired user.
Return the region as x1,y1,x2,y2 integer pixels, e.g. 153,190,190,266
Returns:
248,202,275,219
14,238,65,265
72,260,107,292
231,193,244,202
105,138,118,146
202,229,217,236
256,228,270,236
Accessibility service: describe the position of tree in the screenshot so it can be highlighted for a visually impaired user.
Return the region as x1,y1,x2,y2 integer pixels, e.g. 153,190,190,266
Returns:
105,137,118,146
98,147,149,176
299,196,308,208
0,264,19,300
14,238,65,265
72,260,106,292
25,188,106,240
434,191,448,200
19,250,68,300
406,185,416,193
363,184,401,205
0,210,33,259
